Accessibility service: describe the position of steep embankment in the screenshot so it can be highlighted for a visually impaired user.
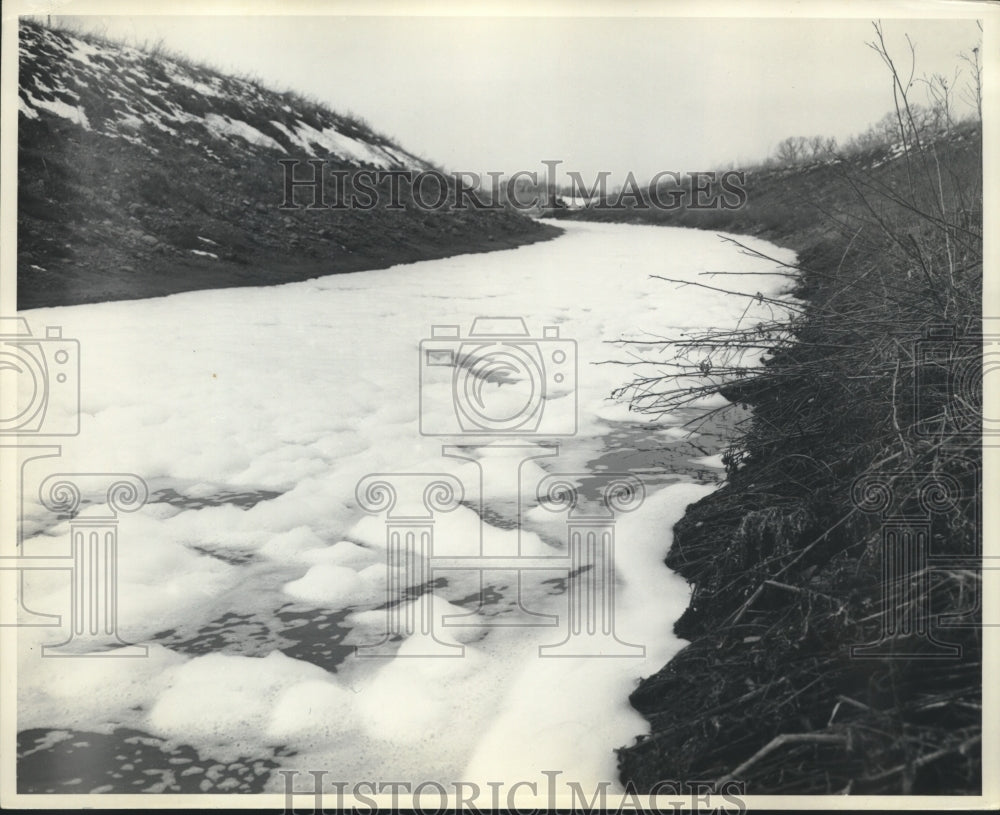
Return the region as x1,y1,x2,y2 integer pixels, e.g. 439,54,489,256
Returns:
558,129,983,794
552,126,979,253
16,21,557,309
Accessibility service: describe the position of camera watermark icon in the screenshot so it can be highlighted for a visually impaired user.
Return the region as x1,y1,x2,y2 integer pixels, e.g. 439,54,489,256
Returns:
849,468,980,660
914,323,998,442
419,318,577,437
359,316,647,658
0,317,147,658
0,316,80,436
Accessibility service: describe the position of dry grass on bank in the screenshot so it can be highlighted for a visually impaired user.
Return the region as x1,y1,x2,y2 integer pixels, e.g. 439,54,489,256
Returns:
614,23,983,794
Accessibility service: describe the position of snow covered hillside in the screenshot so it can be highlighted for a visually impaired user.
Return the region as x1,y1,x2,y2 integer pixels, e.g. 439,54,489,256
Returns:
16,20,554,309
18,22,425,169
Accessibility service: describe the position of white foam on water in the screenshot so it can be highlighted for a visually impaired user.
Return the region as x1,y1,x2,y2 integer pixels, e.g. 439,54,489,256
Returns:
283,563,368,606
16,220,795,790
147,651,333,758
18,644,189,733
461,482,712,789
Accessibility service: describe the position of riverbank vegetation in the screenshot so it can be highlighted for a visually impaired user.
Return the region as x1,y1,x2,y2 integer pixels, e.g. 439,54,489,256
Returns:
560,22,984,794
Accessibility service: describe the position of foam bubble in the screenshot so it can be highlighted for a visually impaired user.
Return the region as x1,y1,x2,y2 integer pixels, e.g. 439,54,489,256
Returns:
282,563,367,606
266,679,360,744
147,651,332,756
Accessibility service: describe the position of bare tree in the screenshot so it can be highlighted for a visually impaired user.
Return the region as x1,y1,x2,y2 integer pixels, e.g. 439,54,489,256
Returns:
959,27,983,121
775,136,808,164
919,68,961,132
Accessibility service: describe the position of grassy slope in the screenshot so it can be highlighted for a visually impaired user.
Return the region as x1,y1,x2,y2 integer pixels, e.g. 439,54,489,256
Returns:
556,126,983,794
17,21,558,309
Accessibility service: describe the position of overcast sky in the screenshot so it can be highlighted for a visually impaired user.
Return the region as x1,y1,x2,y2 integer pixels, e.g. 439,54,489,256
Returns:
47,10,983,182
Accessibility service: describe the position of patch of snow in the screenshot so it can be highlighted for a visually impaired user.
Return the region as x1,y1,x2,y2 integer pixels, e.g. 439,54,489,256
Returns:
20,90,91,129
113,112,145,130
18,97,39,119
271,118,401,168
164,66,219,99
203,113,286,153
64,38,106,66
